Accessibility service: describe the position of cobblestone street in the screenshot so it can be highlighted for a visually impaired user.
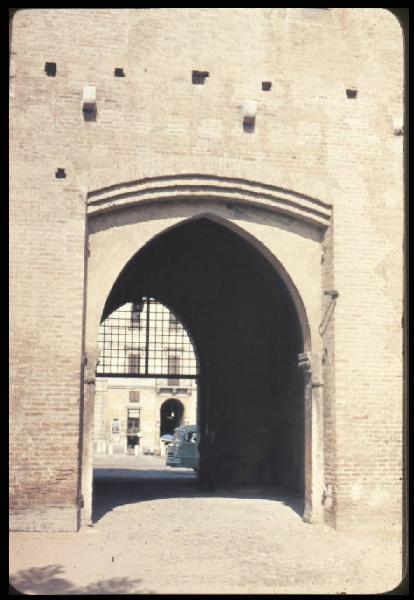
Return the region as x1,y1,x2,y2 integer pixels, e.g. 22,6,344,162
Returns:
10,455,403,595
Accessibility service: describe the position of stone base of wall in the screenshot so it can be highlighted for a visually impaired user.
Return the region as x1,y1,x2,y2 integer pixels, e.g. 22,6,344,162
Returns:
335,508,402,534
10,507,79,532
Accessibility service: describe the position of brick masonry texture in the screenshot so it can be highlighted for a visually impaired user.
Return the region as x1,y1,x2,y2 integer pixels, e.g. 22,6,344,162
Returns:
9,8,404,531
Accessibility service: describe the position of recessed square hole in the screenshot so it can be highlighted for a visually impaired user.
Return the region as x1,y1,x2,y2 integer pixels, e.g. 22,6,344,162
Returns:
346,88,357,99
114,68,125,77
192,70,209,85
83,105,97,122
243,116,255,134
45,62,56,77
55,168,66,179
262,81,272,91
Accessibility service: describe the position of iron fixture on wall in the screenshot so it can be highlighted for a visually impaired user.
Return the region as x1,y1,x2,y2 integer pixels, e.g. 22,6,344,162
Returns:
319,290,339,335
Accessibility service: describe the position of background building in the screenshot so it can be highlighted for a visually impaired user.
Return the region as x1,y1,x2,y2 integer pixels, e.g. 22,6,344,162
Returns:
94,299,198,454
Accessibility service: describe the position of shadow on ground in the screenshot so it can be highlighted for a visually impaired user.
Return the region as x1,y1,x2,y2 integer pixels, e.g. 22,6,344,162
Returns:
92,468,304,524
10,564,154,595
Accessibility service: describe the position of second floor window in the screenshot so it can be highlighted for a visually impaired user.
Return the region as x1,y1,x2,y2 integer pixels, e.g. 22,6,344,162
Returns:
168,354,180,385
128,354,140,374
131,302,143,327
129,390,140,403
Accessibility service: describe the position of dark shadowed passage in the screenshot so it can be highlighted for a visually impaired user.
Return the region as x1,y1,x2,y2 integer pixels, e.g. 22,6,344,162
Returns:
100,217,305,500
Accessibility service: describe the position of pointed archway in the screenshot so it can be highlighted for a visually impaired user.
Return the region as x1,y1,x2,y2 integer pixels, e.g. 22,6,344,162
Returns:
101,217,306,493
83,201,324,529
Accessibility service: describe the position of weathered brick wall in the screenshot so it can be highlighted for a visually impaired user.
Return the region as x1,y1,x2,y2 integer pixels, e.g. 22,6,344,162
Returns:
326,10,404,529
9,8,404,531
321,217,337,527
9,160,86,531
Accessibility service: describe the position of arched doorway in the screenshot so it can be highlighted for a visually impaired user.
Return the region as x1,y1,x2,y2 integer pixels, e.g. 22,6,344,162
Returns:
160,399,184,436
82,196,325,528
101,216,306,495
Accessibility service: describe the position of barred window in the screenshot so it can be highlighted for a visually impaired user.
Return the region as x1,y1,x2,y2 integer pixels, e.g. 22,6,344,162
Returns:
96,298,198,378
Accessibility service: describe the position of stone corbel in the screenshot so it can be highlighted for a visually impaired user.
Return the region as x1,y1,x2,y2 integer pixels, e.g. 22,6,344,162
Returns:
83,349,99,386
298,352,323,388
298,352,312,377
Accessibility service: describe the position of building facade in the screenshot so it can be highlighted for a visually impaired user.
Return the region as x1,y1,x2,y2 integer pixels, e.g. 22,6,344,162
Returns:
94,378,197,455
94,299,198,454
10,8,405,533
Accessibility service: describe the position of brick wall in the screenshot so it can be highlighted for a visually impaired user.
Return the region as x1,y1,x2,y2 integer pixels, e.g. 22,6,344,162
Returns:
321,217,337,527
9,169,85,530
9,8,404,530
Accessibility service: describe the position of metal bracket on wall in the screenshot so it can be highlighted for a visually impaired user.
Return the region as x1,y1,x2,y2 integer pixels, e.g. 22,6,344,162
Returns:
319,290,339,336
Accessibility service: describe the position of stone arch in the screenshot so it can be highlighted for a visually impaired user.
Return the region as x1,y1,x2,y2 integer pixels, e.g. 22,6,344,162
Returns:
86,209,320,355
160,398,185,436
86,172,331,231
79,157,332,206
176,212,312,352
82,175,326,528
101,212,312,354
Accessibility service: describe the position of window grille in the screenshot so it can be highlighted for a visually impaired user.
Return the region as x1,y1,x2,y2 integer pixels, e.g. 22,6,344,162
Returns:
131,302,143,327
96,297,198,379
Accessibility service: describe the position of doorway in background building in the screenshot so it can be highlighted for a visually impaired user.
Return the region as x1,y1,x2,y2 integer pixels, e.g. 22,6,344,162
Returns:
160,398,184,436
127,407,140,452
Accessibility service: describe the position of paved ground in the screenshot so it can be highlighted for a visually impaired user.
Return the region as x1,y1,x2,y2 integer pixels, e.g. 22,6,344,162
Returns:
10,455,404,595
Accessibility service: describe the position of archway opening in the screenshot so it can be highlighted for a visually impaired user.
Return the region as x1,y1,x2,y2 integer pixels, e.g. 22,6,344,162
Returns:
160,399,184,436
92,215,307,523
101,217,305,493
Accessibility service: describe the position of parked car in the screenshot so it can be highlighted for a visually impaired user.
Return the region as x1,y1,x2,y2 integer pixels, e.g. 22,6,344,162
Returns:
159,433,174,457
166,425,199,471
160,434,174,445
